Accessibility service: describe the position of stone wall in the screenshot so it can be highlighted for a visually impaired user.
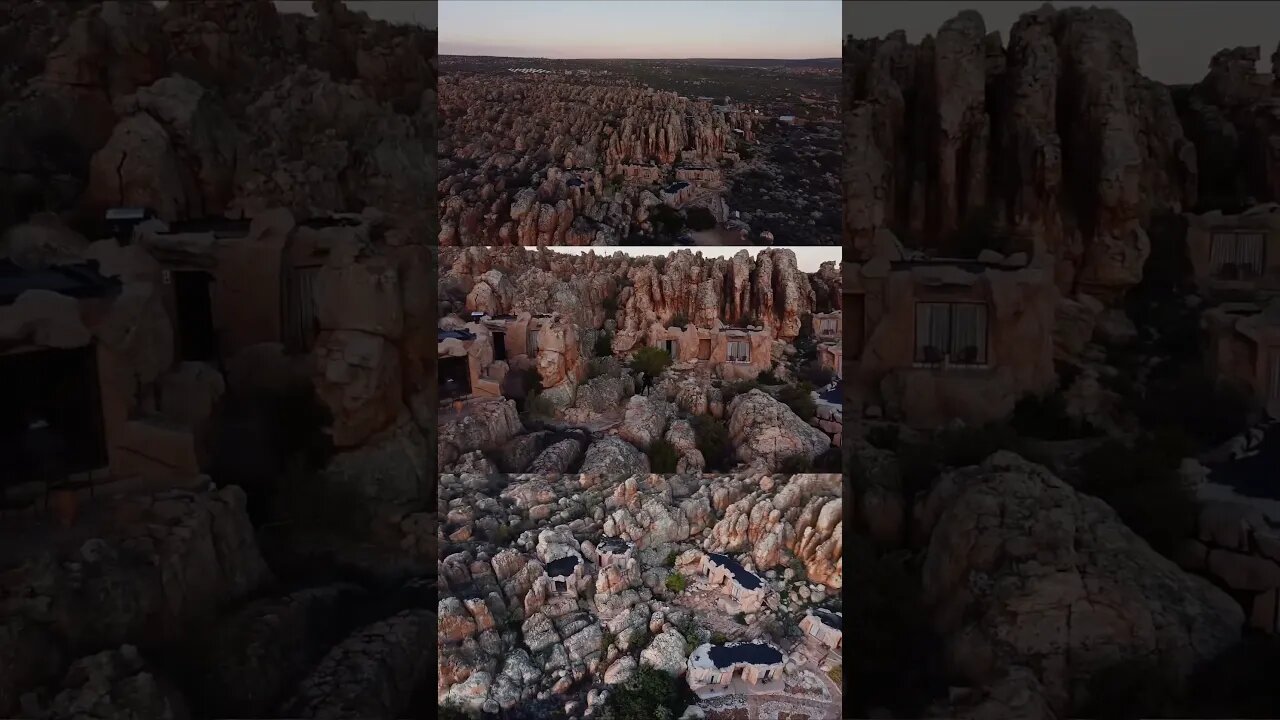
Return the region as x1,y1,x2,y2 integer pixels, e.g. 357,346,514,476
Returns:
847,258,1057,427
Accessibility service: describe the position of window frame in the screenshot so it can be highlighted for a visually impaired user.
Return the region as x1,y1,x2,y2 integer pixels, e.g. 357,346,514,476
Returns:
1210,229,1266,279
913,301,990,368
727,339,751,364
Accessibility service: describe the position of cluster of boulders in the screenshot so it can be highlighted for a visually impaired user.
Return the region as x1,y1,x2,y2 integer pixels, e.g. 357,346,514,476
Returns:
437,473,841,714
437,74,758,246
0,0,435,230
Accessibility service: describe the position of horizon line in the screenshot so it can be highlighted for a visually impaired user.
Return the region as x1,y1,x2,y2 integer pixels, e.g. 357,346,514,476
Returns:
440,54,841,61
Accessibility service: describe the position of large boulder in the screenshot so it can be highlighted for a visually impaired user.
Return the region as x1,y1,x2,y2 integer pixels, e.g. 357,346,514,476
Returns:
438,398,522,469
580,436,649,478
726,390,831,471
617,394,671,450
918,451,1244,715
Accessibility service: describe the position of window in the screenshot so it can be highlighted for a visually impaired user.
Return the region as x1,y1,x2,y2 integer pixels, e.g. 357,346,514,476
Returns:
1271,355,1280,403
727,340,750,363
915,302,989,366
1211,231,1265,278
527,328,539,355
818,317,838,337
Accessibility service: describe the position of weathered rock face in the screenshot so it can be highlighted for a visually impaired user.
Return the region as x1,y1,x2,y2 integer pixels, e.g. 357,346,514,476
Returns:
0,0,435,227
42,645,191,720
580,436,649,478
1176,44,1280,207
438,398,523,469
0,488,273,716
441,246,825,344
283,609,434,719
618,395,672,450
917,452,1243,715
192,584,368,719
727,390,831,471
846,6,1198,299
703,474,842,587
438,75,757,246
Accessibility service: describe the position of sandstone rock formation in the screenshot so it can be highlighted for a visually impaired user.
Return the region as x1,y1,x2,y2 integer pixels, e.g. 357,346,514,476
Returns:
846,6,1198,299
727,390,832,471
916,452,1243,715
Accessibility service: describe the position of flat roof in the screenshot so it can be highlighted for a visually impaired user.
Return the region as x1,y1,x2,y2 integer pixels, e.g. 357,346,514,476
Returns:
690,642,783,670
598,537,631,553
707,552,762,590
160,218,252,236
438,329,475,341
812,609,842,631
0,260,121,306
545,555,580,578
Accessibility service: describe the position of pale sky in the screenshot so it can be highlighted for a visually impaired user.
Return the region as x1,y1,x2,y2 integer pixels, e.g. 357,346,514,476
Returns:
845,1,1278,84
440,1,839,59
548,246,840,273
155,1,437,27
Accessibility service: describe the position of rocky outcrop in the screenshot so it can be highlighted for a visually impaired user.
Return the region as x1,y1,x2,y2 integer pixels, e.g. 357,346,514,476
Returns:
283,609,434,719
0,487,272,717
846,6,1198,299
618,395,672,450
580,436,649,477
192,584,368,718
727,390,831,471
438,77,757,246
438,398,523,469
42,646,190,720
917,452,1243,715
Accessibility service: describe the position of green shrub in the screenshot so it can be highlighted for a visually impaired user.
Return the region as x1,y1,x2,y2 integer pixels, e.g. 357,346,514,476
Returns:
665,550,678,566
587,357,615,380
1011,391,1094,440
734,612,746,624
594,331,614,358
866,424,900,450
603,294,620,317
1078,433,1197,556
647,438,679,473
757,368,782,385
735,314,760,328
721,378,761,406
665,572,688,594
1132,364,1256,449
526,393,556,418
811,447,842,472
598,665,686,720
828,665,843,685
630,345,672,378
710,631,728,645
521,367,543,396
777,383,817,421
669,313,689,329
779,454,814,473
799,359,834,388
691,415,733,470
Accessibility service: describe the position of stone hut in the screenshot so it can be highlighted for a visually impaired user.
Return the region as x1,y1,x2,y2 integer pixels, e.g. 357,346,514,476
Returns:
1185,203,1280,297
686,641,785,696
798,608,842,651
1202,300,1280,418
699,552,765,613
844,240,1057,428
597,537,633,568
545,554,585,597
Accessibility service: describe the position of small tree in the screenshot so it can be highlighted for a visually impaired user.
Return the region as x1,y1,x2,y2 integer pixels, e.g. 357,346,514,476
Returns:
598,666,685,720
799,359,834,388
665,572,688,594
736,314,760,328
594,330,614,357
647,438,679,473
777,383,816,421
691,414,733,470
669,313,689,329
630,345,672,378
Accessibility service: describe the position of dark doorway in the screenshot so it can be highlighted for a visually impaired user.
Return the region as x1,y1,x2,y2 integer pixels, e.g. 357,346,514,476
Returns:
699,338,712,360
493,331,507,361
555,580,567,592
664,339,677,357
0,346,107,483
283,265,321,354
173,271,217,362
440,356,471,400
